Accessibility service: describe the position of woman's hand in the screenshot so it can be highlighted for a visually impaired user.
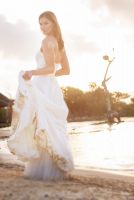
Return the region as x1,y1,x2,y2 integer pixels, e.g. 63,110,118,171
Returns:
23,71,33,80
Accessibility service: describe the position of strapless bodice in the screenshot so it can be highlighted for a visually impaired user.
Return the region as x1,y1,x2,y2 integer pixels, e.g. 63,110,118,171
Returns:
35,51,60,73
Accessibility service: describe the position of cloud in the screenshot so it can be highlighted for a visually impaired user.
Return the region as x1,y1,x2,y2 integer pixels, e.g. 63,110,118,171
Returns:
81,0,134,49
65,34,100,56
0,12,99,62
83,0,134,25
0,14,40,61
109,0,134,25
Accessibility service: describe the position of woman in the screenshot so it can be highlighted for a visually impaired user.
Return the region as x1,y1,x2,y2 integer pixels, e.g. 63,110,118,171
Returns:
7,11,74,181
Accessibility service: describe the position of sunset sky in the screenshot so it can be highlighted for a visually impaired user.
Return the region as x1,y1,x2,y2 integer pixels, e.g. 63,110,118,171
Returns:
0,0,134,98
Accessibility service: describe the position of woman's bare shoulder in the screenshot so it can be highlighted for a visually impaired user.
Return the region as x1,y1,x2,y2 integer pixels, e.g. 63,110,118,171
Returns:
42,36,58,49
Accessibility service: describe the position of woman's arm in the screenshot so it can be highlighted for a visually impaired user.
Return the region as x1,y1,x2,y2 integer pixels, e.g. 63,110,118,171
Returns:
23,38,56,80
32,39,56,75
55,49,70,76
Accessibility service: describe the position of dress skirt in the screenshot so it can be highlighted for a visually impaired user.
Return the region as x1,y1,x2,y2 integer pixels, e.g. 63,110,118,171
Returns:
7,71,74,180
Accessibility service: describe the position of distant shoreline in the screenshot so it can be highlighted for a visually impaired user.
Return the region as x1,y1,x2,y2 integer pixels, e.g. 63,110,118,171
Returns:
68,116,105,122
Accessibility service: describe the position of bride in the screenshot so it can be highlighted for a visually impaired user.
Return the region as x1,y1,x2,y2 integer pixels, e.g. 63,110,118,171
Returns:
7,11,74,180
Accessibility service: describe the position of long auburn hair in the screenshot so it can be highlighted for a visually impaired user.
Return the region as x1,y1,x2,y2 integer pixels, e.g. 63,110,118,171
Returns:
39,11,64,51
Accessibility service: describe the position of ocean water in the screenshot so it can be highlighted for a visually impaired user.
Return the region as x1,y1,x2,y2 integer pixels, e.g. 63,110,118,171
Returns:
0,117,134,175
68,117,134,174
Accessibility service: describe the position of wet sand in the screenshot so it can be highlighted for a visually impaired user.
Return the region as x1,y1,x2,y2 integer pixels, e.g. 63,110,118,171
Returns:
0,128,134,200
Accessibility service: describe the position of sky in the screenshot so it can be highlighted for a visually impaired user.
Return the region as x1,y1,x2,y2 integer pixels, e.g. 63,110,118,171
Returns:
0,0,134,98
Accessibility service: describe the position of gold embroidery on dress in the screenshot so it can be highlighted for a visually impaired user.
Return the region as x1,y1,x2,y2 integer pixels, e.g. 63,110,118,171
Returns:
34,128,72,172
9,90,73,172
11,92,25,132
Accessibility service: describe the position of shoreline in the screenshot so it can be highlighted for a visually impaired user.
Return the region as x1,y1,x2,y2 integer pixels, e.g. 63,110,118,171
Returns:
1,128,134,199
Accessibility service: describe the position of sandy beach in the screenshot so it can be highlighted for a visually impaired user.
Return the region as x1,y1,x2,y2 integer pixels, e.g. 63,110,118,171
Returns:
0,128,134,200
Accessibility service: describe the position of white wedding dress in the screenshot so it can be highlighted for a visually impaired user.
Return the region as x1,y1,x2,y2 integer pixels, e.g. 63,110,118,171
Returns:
7,51,74,180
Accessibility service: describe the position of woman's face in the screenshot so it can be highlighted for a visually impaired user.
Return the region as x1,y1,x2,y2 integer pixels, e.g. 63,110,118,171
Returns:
39,16,53,36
